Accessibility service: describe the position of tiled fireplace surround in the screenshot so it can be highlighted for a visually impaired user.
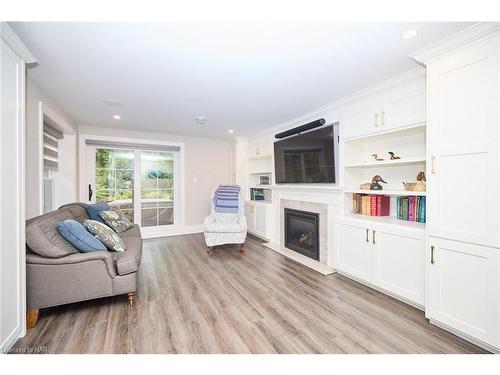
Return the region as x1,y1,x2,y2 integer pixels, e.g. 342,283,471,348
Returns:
270,187,342,267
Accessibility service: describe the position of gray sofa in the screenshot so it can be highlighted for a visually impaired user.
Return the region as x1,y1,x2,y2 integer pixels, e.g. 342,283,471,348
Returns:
25,202,142,328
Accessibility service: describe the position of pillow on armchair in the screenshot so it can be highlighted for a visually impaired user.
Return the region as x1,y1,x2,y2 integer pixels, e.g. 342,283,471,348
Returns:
86,203,110,224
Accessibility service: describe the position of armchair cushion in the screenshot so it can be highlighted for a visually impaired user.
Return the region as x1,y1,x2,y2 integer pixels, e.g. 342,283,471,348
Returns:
86,203,110,224
99,209,133,233
57,219,107,252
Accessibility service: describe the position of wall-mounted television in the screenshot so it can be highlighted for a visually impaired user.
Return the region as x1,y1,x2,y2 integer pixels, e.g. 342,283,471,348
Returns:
274,125,336,184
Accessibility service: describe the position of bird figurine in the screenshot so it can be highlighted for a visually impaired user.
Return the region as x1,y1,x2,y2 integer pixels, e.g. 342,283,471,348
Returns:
370,175,387,190
402,171,426,191
371,153,384,161
388,152,401,160
414,171,426,191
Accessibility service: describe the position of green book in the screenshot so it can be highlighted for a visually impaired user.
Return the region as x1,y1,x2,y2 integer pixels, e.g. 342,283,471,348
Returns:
402,197,409,220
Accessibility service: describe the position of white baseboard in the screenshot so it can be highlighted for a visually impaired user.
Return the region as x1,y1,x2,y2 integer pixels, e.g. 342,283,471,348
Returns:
141,224,204,239
0,324,22,354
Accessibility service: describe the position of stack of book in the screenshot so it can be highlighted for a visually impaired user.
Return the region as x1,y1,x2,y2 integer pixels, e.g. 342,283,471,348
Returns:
397,196,426,223
352,194,390,216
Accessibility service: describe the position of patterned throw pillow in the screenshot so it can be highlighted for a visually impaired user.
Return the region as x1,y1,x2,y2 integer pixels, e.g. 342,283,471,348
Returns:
83,220,126,252
98,209,133,233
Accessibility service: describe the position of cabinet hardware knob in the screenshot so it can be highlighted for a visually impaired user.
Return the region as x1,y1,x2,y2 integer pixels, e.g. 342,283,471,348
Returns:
372,230,376,244
374,113,379,127
431,155,436,174
431,245,435,264
366,228,369,242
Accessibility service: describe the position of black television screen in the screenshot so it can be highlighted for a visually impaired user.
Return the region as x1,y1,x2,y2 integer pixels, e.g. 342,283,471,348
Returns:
274,125,335,183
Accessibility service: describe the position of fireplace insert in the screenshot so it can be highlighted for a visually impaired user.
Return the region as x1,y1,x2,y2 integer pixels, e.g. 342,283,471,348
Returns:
284,208,319,261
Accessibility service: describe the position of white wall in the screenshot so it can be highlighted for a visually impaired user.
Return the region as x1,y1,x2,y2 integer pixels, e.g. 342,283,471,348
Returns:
79,125,232,226
25,76,78,218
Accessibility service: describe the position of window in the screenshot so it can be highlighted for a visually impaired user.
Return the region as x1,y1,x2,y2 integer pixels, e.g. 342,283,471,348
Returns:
88,141,181,229
140,151,175,227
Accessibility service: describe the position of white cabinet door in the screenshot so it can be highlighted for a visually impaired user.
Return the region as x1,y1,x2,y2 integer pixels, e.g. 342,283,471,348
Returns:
336,220,372,281
427,237,500,348
427,36,500,248
342,96,380,139
372,227,425,305
254,204,267,238
245,203,255,232
380,78,426,131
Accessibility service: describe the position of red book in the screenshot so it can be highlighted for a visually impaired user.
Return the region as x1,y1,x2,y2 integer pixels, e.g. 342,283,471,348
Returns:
370,195,377,216
376,196,390,216
408,196,415,221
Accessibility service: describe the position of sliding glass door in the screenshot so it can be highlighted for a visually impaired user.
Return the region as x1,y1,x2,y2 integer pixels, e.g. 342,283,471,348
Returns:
140,151,175,227
87,145,180,229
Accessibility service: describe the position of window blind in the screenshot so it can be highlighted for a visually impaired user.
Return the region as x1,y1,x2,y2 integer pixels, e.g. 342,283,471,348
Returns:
85,139,181,152
43,123,63,170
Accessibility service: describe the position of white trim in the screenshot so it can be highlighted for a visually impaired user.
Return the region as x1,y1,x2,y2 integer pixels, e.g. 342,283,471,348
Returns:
0,22,37,64
409,22,500,64
79,133,186,227
141,224,203,239
247,67,425,141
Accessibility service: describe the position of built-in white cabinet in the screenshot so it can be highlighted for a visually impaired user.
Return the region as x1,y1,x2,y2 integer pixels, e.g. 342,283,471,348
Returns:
245,201,272,240
427,237,500,349
342,74,425,139
426,35,500,249
335,215,425,306
411,25,500,351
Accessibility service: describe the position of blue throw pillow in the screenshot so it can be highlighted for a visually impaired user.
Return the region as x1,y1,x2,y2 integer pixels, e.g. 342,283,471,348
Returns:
86,203,110,223
57,219,107,252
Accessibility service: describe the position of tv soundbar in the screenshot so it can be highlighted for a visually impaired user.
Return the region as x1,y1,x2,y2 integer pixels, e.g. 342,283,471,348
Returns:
275,118,326,139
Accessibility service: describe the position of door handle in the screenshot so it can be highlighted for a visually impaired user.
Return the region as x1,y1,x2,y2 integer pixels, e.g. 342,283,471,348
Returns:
372,230,376,244
431,245,435,264
431,155,436,174
380,111,386,126
374,113,379,127
88,184,93,201
366,228,369,242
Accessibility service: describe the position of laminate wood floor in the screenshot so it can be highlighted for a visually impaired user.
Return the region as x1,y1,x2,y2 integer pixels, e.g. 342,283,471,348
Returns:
13,234,487,354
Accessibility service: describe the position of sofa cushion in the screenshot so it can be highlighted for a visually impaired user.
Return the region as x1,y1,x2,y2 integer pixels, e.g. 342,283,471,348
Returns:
84,220,126,252
26,210,80,258
99,210,133,233
86,203,110,224
57,219,107,253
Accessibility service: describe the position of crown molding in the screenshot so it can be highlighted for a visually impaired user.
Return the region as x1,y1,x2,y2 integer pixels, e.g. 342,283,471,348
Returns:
1,22,38,66
409,22,500,65
249,67,425,141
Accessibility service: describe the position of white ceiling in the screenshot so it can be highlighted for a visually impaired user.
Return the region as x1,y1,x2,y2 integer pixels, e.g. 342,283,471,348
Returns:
11,22,472,139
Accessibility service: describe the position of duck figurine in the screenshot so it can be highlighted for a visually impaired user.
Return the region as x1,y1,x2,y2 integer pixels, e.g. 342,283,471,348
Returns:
370,175,387,190
402,171,426,191
371,153,384,161
388,151,401,160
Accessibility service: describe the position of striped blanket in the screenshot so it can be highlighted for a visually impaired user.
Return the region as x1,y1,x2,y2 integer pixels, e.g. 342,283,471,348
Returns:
213,185,241,213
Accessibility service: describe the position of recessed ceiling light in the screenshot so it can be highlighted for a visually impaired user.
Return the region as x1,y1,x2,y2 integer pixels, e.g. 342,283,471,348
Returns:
195,116,207,125
113,115,121,120
401,29,419,40
102,99,123,107
228,129,234,134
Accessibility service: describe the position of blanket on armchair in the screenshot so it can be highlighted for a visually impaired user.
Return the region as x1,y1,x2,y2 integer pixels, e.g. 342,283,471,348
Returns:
212,185,241,213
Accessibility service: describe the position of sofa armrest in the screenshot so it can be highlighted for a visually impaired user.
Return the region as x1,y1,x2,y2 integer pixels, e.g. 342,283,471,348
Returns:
115,235,143,276
27,251,117,278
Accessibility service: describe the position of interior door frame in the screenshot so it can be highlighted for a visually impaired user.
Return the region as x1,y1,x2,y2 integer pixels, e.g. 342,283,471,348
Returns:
79,134,186,232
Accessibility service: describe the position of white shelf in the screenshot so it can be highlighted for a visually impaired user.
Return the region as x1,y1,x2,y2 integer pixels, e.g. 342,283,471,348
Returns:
250,185,272,189
249,171,273,175
345,189,426,196
343,123,426,142
249,154,272,161
344,156,426,168
246,200,272,205
339,213,426,232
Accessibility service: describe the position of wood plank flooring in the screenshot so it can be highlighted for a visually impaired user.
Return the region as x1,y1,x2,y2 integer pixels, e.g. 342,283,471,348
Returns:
12,234,487,354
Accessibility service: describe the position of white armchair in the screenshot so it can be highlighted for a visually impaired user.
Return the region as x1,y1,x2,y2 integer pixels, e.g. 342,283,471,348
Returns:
203,194,247,254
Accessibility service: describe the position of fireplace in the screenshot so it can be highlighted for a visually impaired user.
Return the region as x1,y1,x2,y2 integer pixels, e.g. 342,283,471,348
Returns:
284,208,320,261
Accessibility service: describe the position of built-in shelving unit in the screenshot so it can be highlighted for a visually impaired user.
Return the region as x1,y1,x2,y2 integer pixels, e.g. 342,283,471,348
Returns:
341,124,427,228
